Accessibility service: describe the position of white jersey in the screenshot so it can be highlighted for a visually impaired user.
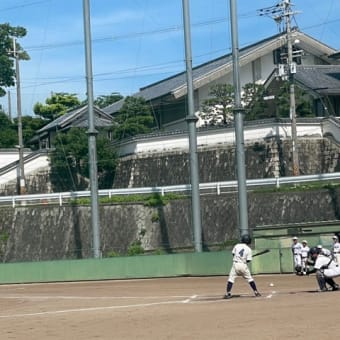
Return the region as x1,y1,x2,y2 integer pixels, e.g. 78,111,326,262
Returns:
332,241,340,254
314,254,335,270
313,254,340,278
321,248,332,257
292,242,302,255
232,243,252,264
301,245,310,258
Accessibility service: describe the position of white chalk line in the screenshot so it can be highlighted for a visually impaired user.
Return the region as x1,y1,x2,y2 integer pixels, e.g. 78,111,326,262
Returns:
0,299,192,319
0,291,277,319
0,294,190,301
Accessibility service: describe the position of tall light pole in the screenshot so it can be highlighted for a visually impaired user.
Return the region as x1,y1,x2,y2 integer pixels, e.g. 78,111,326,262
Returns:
83,0,101,258
230,0,249,238
182,0,202,252
13,38,26,195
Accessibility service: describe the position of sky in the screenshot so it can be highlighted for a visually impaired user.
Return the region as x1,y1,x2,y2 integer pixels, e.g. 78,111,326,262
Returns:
0,0,339,117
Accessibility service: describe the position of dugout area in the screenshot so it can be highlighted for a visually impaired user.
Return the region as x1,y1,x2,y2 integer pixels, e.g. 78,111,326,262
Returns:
253,220,340,273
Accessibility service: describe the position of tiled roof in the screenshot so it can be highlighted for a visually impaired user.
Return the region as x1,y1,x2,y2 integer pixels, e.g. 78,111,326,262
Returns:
295,65,340,95
103,30,337,115
37,104,113,134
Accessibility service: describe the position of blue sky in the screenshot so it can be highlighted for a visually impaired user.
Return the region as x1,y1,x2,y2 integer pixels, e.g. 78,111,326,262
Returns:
1,0,339,116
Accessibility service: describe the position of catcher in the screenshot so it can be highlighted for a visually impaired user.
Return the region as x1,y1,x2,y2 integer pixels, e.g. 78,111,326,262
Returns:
308,247,340,292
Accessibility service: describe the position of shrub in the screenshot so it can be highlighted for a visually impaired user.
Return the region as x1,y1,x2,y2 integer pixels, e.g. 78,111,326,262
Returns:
127,240,144,256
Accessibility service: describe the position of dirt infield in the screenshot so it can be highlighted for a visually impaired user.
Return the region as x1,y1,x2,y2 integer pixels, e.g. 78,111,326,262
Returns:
0,274,338,339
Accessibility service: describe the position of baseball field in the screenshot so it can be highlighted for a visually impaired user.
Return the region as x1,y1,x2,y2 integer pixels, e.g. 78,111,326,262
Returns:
0,274,338,339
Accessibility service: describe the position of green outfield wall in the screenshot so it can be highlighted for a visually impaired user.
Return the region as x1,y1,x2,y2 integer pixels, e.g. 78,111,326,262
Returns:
0,248,296,284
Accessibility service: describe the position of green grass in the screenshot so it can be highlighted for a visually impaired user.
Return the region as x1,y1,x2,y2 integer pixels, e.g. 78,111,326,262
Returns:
70,192,187,206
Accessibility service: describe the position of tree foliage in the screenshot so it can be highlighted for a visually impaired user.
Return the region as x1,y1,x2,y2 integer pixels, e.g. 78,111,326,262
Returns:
200,84,234,126
242,83,268,120
200,83,269,125
0,111,17,147
276,82,313,118
0,109,44,149
50,128,117,191
33,92,80,121
93,92,123,109
20,116,45,147
0,23,29,97
112,96,155,140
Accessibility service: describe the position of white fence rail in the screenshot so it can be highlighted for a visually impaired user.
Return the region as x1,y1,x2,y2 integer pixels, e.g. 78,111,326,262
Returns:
1,172,340,208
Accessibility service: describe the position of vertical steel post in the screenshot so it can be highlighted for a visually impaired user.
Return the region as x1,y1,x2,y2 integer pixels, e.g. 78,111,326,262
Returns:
182,0,202,252
230,0,249,238
83,0,101,258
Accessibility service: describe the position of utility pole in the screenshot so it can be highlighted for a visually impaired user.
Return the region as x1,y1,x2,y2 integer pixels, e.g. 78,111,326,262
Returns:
284,0,299,176
13,38,26,195
258,0,300,175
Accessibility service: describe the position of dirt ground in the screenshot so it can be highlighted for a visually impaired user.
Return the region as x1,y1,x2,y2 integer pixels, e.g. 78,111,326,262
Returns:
0,274,338,339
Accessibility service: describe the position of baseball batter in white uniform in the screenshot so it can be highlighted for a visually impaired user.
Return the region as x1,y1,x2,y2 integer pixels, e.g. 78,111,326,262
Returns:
331,235,340,264
291,237,303,275
309,247,340,292
223,234,261,299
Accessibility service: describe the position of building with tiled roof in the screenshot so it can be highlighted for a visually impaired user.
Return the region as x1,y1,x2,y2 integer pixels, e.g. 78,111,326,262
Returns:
103,29,340,131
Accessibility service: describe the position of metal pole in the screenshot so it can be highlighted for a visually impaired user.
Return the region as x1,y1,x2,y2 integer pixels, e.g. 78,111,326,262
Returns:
182,0,202,252
83,0,101,258
285,0,299,176
13,38,26,195
8,90,12,122
230,0,249,237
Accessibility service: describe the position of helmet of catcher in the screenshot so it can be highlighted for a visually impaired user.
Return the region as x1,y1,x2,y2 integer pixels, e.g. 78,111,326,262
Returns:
241,234,251,245
309,247,320,258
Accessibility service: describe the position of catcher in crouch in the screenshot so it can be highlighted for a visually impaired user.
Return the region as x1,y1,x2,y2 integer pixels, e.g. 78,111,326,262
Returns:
308,247,340,292
223,234,261,299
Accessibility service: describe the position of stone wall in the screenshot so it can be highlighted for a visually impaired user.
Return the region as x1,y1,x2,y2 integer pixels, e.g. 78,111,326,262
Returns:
113,137,340,188
1,187,340,263
0,171,51,196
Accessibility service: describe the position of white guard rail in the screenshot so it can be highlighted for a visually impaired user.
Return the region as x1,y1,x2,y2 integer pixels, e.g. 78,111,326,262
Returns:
1,172,340,208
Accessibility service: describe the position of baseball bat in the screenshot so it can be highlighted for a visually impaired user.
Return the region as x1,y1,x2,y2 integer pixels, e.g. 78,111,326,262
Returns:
253,249,270,257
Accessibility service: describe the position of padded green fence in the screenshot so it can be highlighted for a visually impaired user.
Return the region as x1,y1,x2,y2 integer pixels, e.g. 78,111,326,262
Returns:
0,249,294,284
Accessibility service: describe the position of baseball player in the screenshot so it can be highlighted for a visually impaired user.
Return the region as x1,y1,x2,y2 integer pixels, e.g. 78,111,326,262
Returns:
331,235,340,263
300,240,310,275
223,234,261,299
308,247,340,292
317,245,332,257
291,236,303,275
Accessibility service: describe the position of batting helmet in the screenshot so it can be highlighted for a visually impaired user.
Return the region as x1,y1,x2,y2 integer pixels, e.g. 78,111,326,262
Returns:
241,234,251,245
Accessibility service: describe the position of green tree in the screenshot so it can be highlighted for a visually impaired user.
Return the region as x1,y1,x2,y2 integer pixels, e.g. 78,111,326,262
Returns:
276,83,313,118
93,92,123,109
33,92,80,122
242,83,268,120
50,128,116,191
0,111,17,147
200,83,234,126
21,116,45,147
112,96,155,140
0,23,29,97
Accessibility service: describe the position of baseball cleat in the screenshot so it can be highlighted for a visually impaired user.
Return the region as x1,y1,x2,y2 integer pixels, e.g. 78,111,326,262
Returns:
223,293,232,299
